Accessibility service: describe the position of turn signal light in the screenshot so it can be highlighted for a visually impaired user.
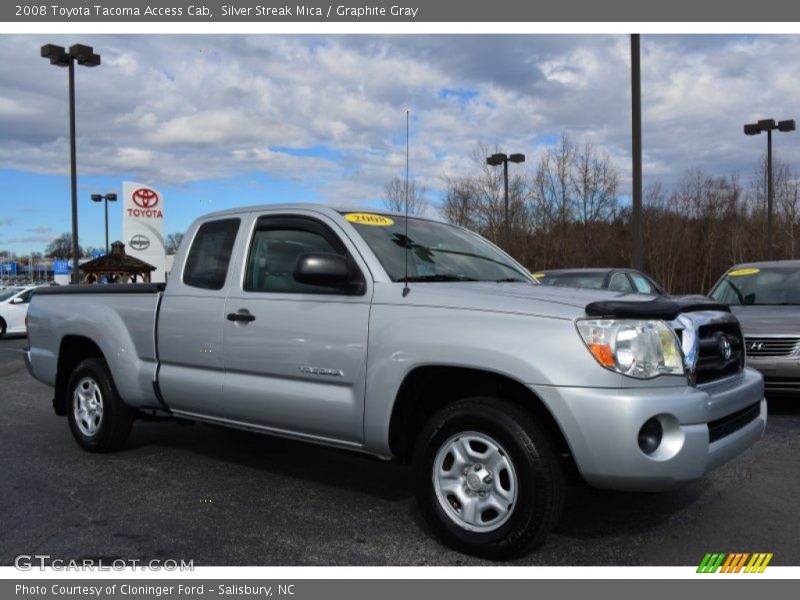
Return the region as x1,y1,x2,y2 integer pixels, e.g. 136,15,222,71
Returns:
587,343,615,367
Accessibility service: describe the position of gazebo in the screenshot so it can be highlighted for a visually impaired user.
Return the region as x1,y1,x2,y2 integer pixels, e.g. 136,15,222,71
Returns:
80,241,156,284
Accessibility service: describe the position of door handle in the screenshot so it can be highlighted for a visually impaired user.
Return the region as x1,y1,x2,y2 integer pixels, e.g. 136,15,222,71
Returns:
226,310,256,323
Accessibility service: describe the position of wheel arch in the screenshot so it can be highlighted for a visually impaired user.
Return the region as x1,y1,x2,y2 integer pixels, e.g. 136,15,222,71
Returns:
388,365,575,469
53,335,104,416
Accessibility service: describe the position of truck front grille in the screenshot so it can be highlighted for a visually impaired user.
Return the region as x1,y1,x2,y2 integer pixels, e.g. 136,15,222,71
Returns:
744,336,800,358
695,322,745,385
708,402,760,443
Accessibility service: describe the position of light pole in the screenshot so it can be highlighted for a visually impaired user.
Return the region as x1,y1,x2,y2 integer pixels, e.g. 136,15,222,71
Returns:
630,34,644,271
41,43,101,283
91,193,117,254
486,152,526,245
744,118,796,259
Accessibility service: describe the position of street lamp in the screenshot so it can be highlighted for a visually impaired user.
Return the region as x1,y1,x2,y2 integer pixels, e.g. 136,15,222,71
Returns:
91,193,118,254
41,43,101,283
744,118,796,259
486,152,526,245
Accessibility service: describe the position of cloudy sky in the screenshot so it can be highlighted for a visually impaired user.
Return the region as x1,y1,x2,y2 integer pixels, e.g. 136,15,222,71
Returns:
1,34,799,255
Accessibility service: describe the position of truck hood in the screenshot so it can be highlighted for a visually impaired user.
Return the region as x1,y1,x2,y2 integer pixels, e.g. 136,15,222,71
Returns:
729,305,800,336
390,282,658,320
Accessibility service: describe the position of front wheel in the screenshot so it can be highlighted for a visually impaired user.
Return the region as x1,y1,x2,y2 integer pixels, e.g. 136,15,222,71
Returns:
414,397,564,560
66,358,134,452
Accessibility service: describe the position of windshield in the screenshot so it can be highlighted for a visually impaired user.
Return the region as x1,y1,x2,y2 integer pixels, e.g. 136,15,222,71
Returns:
342,212,532,283
710,266,800,305
0,288,21,302
536,273,606,289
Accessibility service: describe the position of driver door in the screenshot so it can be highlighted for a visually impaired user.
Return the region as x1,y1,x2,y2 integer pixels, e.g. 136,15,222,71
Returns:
221,214,372,444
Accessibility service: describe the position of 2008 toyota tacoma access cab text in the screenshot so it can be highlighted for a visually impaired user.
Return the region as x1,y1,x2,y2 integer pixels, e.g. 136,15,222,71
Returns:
25,204,766,559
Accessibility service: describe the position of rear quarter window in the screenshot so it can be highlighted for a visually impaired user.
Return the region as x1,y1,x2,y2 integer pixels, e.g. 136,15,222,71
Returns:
183,218,240,290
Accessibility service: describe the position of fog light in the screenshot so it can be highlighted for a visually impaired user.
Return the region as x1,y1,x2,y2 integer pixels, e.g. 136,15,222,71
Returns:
638,418,663,455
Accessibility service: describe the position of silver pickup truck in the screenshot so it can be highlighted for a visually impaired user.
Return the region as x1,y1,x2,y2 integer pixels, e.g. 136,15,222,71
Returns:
26,204,766,559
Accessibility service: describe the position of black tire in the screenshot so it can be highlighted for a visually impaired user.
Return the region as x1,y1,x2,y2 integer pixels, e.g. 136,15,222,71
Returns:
66,358,135,452
414,396,564,560
0,318,6,338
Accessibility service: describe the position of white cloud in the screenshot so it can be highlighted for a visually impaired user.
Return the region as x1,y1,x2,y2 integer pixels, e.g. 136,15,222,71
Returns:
1,34,799,205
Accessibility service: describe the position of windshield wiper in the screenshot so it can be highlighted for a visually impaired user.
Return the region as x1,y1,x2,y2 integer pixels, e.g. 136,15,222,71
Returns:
495,278,529,283
402,274,478,282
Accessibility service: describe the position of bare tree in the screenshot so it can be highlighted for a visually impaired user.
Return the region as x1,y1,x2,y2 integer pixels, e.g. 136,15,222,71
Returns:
439,142,532,262
530,135,577,265
382,177,429,216
441,175,479,229
165,232,185,255
437,135,788,293
527,134,619,267
758,158,800,259
572,141,619,260
45,233,84,260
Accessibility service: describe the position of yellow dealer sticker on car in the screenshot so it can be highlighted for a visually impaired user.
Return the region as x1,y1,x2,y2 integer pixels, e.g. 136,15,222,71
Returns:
345,213,395,226
531,272,546,278
728,268,760,277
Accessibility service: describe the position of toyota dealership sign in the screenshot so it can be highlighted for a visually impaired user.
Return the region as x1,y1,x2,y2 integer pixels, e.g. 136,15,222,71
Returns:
129,188,163,217
123,182,165,282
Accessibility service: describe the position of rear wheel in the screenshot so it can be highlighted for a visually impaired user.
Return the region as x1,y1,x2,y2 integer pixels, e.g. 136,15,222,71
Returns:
414,396,564,560
66,358,134,452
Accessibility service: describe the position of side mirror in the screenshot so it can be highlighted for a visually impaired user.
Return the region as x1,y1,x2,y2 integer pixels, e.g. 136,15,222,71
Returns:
294,253,364,294
11,297,24,304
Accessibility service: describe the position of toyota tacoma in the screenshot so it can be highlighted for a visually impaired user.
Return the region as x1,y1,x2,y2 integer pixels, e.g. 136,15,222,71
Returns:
25,204,766,559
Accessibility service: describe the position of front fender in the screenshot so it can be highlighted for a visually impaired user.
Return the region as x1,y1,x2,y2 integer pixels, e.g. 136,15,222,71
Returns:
363,303,621,454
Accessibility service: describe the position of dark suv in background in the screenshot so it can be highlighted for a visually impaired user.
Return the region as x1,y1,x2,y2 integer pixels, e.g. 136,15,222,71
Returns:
710,260,800,396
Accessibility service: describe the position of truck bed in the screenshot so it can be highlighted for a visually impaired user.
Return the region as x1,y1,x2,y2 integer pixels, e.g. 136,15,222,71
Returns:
27,284,163,409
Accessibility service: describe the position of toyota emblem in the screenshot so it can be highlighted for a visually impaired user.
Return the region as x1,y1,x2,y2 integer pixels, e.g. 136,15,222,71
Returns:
132,188,159,209
130,234,150,251
719,336,732,361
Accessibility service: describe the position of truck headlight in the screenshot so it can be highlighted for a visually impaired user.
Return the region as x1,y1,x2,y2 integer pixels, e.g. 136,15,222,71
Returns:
576,319,685,379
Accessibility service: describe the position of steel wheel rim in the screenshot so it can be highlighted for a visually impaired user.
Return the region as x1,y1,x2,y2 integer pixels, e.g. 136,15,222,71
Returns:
432,430,518,533
72,376,104,437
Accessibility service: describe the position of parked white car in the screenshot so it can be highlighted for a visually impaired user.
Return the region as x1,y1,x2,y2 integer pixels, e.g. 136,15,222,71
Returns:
0,286,36,338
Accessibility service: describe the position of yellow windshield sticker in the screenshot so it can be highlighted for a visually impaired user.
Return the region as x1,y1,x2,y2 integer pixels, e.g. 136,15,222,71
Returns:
728,268,760,277
345,213,394,226
531,272,546,278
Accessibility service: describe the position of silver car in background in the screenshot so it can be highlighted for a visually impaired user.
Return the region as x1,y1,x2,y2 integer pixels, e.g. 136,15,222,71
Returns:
710,260,800,396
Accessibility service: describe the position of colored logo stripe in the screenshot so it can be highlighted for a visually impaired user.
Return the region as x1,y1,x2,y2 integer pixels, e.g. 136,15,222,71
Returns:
745,553,773,573
721,553,749,573
697,553,726,573
697,552,773,573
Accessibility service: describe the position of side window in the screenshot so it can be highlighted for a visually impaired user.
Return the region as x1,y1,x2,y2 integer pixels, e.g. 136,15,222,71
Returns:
608,272,634,292
630,272,657,295
244,219,346,294
18,289,34,303
183,218,240,290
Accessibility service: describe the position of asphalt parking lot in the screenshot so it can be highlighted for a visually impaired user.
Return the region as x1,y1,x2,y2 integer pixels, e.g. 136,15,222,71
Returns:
1,335,798,566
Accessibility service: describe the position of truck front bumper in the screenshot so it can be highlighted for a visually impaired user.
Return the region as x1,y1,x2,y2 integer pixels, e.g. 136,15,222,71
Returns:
530,367,766,491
